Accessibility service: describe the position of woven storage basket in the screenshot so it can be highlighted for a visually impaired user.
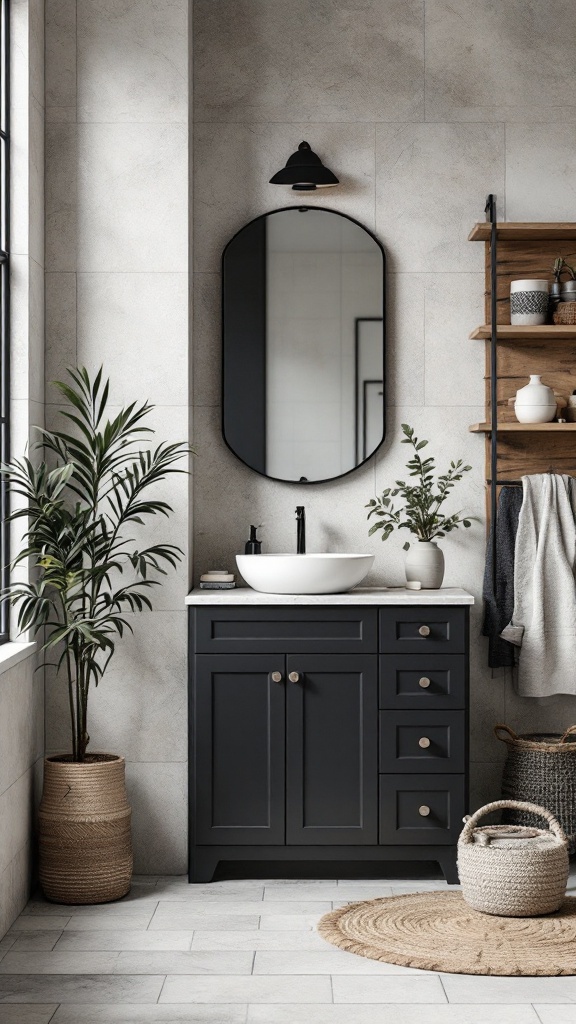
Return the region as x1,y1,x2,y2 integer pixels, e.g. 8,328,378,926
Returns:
553,302,576,325
39,754,132,905
458,800,569,917
495,724,576,848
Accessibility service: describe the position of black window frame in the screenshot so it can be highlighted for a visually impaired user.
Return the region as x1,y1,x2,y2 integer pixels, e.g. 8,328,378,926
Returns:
0,0,9,644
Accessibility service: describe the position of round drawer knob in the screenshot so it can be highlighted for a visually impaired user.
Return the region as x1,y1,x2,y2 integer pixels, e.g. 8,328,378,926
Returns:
418,677,431,688
288,671,301,683
271,671,282,683
418,625,431,637
418,805,431,817
418,736,431,749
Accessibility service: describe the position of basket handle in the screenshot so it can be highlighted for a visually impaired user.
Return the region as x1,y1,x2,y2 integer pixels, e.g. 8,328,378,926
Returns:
494,724,518,743
459,799,567,845
559,725,576,743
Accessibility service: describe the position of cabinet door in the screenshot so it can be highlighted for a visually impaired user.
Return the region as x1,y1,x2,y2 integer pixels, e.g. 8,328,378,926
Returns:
194,655,285,844
285,654,378,845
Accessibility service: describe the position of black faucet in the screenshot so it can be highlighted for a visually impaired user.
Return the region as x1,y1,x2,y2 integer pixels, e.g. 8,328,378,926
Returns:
295,506,306,554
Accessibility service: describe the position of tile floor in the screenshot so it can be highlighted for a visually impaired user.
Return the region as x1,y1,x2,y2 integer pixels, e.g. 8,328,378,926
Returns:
0,872,574,1023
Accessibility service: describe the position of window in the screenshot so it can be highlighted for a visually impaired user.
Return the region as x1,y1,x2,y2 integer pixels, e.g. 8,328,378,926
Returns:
0,0,9,643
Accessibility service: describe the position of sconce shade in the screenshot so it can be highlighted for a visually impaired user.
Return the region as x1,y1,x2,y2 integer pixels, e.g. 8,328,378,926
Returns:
269,141,339,191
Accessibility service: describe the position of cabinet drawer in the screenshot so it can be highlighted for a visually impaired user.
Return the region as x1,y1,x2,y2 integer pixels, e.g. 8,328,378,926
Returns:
380,654,467,709
192,607,378,654
379,774,466,845
379,711,465,773
380,608,467,654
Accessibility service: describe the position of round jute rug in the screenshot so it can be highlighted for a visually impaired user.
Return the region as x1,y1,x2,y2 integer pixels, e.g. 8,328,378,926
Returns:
317,891,576,976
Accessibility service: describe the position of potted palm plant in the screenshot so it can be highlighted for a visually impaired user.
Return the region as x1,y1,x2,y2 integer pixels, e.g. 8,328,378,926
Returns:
3,368,190,904
366,424,476,589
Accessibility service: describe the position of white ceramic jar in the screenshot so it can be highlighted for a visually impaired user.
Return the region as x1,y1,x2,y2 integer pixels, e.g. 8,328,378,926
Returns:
514,375,557,424
510,279,549,325
405,541,445,590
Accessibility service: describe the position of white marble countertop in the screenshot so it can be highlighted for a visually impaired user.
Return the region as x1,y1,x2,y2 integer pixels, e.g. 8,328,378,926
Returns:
185,586,474,606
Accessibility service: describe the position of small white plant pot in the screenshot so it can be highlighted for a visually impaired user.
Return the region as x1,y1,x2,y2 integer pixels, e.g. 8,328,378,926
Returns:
405,541,445,590
510,279,549,326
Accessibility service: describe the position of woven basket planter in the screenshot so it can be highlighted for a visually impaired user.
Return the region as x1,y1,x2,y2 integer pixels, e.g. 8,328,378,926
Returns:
553,302,576,325
39,754,132,905
458,800,569,917
495,724,576,848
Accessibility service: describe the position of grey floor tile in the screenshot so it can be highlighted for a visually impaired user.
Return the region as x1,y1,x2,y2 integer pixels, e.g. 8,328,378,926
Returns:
327,886,395,900
160,975,333,1004
253,950,427,975
55,930,194,952
150,903,330,931
9,918,71,933
51,1005,247,1023
154,881,264,901
113,951,253,974
0,975,164,1004
9,934,62,953
247,1005,540,1023
535,1008,576,1022
442,975,576,1003
0,952,120,975
0,1008,59,1024
262,886,342,901
0,941,15,956
130,875,160,885
63,914,155,931
192,930,329,951
149,915,260,932
258,915,319,931
332,975,446,1003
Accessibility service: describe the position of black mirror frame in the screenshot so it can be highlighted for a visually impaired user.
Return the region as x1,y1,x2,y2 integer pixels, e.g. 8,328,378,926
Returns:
221,204,386,485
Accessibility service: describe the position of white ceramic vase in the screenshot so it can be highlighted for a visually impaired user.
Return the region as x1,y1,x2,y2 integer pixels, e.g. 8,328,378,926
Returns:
405,541,445,590
514,374,557,424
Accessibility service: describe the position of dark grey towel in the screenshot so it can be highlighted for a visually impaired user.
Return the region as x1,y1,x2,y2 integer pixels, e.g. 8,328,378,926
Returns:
482,486,524,668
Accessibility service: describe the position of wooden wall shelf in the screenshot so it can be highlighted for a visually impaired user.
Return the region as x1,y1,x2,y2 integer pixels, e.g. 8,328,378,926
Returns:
469,222,576,242
470,422,576,434
471,324,576,341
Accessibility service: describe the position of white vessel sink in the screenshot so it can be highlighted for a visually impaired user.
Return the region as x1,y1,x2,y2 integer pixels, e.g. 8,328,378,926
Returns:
236,553,375,595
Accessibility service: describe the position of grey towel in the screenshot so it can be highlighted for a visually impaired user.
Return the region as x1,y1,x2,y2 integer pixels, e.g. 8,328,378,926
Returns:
482,485,523,668
501,474,576,696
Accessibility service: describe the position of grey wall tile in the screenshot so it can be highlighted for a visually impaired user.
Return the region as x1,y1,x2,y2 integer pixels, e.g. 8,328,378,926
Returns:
425,0,576,122
193,121,376,274
0,658,43,800
45,123,77,272
126,762,188,874
77,0,188,123
45,0,76,120
77,124,187,272
76,274,189,406
376,123,505,273
193,273,221,408
424,274,485,406
45,273,76,385
506,124,576,221
194,0,424,123
0,843,34,941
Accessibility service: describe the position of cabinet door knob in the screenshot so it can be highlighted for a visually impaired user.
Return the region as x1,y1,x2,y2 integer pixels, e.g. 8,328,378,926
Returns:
418,625,431,637
288,671,301,683
418,677,431,688
418,736,431,749
418,805,431,817
270,671,283,683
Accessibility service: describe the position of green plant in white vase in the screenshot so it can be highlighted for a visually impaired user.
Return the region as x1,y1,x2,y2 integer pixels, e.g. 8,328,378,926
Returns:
366,423,476,589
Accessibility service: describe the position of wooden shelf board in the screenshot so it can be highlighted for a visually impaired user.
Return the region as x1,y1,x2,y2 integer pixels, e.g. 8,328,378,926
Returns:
469,222,576,242
470,422,576,433
471,324,576,340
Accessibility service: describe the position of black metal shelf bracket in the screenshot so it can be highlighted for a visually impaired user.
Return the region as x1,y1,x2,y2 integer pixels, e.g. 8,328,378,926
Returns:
485,194,498,591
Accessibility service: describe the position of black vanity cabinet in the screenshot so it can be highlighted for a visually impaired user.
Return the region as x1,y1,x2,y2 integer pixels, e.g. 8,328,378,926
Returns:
188,600,470,884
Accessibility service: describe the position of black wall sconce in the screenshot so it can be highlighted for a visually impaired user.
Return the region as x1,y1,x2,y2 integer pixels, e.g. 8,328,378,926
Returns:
269,141,339,192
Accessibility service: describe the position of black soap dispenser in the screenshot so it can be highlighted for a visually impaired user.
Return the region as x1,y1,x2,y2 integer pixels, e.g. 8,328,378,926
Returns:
245,525,262,555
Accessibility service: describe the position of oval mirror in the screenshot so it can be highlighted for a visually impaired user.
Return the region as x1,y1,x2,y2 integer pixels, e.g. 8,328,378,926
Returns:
222,206,385,483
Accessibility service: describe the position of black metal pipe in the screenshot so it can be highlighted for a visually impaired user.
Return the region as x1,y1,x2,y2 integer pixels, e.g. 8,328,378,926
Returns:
485,194,498,594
